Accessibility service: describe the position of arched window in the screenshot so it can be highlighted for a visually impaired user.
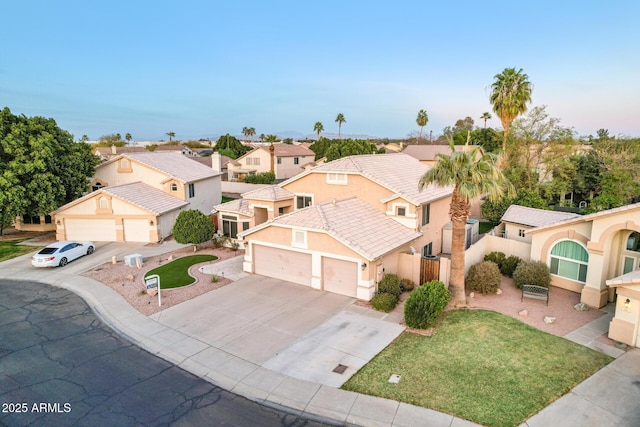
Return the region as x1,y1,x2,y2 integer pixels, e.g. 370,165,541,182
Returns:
99,197,109,210
550,240,588,283
170,183,178,192
626,232,640,253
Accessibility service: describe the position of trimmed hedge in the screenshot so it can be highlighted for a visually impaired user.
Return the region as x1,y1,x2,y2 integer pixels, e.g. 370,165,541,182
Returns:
513,260,551,289
378,274,402,298
466,261,502,294
400,278,415,292
371,293,399,312
501,255,522,277
404,281,450,329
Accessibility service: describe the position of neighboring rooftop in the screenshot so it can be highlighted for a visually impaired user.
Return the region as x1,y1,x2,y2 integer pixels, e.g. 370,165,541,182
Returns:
242,185,294,201
242,197,421,260
402,144,470,161
242,144,315,158
528,201,640,234
501,205,581,228
213,198,253,216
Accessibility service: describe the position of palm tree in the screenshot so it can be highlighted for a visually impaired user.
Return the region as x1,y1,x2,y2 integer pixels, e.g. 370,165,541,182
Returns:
115,133,122,141
265,134,278,143
166,131,175,142
490,67,533,157
248,127,256,142
480,112,492,129
242,126,255,142
259,133,266,142
125,133,132,145
416,109,429,139
419,141,512,305
335,113,346,140
313,121,324,140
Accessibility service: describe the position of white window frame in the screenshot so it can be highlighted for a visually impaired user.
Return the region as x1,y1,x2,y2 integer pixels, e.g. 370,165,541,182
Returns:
170,183,178,192
421,204,430,226
549,239,589,284
295,194,313,210
294,157,299,165
326,173,348,185
292,229,307,249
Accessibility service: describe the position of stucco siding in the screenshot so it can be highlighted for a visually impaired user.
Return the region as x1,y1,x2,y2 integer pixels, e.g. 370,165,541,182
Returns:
94,161,168,192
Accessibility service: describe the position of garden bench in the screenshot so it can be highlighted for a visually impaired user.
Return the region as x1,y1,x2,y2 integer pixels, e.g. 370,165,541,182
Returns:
521,284,549,305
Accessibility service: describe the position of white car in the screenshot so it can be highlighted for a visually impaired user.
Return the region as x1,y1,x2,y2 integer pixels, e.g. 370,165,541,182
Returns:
31,241,95,267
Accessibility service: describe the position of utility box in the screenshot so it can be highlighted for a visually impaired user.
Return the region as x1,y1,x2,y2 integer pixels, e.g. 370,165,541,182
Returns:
124,254,143,267
441,219,479,254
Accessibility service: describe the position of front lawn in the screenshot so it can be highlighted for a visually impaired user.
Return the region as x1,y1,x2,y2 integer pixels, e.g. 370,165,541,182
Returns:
342,309,612,427
144,255,217,289
0,240,40,262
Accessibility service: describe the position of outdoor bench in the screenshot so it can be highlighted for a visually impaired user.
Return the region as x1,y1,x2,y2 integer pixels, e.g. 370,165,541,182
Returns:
521,284,549,305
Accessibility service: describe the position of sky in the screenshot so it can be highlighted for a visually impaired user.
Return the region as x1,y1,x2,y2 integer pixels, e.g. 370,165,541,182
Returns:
2,1,639,141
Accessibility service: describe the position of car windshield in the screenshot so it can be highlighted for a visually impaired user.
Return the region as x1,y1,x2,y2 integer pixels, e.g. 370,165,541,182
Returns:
38,247,58,255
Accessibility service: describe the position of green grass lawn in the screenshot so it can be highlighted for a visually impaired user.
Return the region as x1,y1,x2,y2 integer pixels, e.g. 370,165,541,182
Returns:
144,255,217,289
0,240,40,262
342,309,612,427
221,196,236,203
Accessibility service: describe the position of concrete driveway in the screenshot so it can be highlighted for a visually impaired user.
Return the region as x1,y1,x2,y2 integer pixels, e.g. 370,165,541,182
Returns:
150,275,405,387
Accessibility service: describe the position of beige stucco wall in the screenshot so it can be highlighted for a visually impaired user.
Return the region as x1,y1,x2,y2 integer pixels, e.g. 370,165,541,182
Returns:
188,177,222,216
608,284,640,347
417,196,451,255
276,154,314,180
505,223,533,244
94,160,168,192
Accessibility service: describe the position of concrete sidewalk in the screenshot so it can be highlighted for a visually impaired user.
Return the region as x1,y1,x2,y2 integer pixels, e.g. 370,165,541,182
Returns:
1,256,638,426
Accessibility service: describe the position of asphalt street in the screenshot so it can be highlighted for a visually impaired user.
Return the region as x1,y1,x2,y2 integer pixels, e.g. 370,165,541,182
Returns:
0,280,333,427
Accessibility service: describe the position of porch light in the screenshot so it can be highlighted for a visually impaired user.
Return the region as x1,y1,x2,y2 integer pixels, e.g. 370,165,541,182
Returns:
361,263,367,271
624,298,631,311
149,220,154,226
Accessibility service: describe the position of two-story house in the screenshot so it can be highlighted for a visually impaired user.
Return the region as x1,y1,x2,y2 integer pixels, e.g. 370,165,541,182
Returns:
227,144,315,181
53,152,222,243
213,153,453,300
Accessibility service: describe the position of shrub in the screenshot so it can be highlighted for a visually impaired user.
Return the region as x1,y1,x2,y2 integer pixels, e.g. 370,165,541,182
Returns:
378,274,402,298
501,255,522,277
243,171,275,184
371,293,398,312
400,278,415,292
484,251,506,268
404,280,450,329
172,209,216,250
512,260,551,289
466,261,502,294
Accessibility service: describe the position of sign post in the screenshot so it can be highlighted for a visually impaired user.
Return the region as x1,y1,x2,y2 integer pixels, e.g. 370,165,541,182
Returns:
145,274,161,307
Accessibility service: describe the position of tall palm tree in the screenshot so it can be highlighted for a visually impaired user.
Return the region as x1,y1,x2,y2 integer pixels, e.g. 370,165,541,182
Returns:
490,67,532,157
166,131,175,142
265,134,278,143
313,121,324,139
125,133,132,145
242,127,249,142
419,141,512,305
416,109,428,139
335,113,346,140
248,127,256,142
259,133,266,142
115,133,122,141
480,112,492,129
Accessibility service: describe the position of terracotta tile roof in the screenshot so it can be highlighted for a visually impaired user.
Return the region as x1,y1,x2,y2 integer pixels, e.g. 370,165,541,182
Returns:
103,152,221,183
402,144,469,161
243,197,421,260
501,205,581,228
242,185,294,201
527,201,640,234
102,182,188,214
213,198,252,216
303,153,453,205
258,144,315,157
94,146,147,156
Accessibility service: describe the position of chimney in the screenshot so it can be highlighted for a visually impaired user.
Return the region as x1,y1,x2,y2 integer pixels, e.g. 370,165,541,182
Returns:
111,144,117,155
269,143,275,174
211,152,222,172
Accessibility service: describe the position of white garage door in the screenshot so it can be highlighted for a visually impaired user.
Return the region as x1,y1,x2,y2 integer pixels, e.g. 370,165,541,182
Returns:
123,219,151,242
254,245,312,286
322,257,358,297
65,219,117,242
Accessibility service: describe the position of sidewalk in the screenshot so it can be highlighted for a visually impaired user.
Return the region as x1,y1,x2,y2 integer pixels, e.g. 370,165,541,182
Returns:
1,256,638,426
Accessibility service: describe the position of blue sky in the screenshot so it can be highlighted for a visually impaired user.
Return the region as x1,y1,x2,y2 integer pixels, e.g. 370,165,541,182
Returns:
2,1,639,141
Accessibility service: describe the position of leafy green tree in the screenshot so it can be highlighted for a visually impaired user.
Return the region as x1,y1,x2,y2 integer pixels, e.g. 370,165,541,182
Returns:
471,127,502,153
324,139,381,161
335,113,346,140
95,134,125,147
172,209,215,251
213,134,251,158
419,142,512,304
166,131,175,142
81,134,89,142
480,112,492,128
490,67,533,157
481,189,549,223
416,109,428,139
0,107,98,234
313,121,324,139
443,116,475,145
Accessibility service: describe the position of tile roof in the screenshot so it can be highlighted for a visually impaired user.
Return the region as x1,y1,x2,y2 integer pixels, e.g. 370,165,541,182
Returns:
402,144,469,161
258,144,315,157
102,152,221,183
501,205,581,228
213,198,253,216
190,155,233,168
243,197,421,260
94,146,147,156
527,201,640,234
242,185,294,201
606,268,640,287
300,153,453,205
102,182,188,214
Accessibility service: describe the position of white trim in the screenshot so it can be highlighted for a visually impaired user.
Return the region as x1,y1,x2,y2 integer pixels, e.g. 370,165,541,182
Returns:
548,238,589,284
248,202,273,212
294,193,314,210
292,229,308,249
326,173,348,185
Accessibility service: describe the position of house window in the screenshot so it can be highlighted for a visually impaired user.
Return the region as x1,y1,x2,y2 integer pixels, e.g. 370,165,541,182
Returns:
296,195,312,209
549,240,588,283
277,157,282,165
292,229,307,248
92,182,104,192
99,197,109,210
294,157,299,165
423,243,433,257
623,257,636,274
188,183,195,198
627,232,640,252
518,229,526,238
22,215,41,224
44,215,52,224
120,159,129,168
246,157,260,166
397,206,406,217
421,204,430,226
170,183,178,192
326,173,348,185
222,215,239,238
278,207,285,215
243,222,250,232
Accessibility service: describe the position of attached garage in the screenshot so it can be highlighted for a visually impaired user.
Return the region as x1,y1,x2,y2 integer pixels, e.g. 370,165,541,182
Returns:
123,219,151,242
65,219,117,241
322,257,358,297
254,245,312,286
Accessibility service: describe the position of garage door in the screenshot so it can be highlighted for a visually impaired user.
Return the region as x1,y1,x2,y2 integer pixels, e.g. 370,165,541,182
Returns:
254,245,312,286
123,219,151,242
65,219,117,241
322,257,358,297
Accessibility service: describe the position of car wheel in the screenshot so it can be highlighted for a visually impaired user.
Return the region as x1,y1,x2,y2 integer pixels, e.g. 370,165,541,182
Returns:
87,246,95,255
59,258,68,267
